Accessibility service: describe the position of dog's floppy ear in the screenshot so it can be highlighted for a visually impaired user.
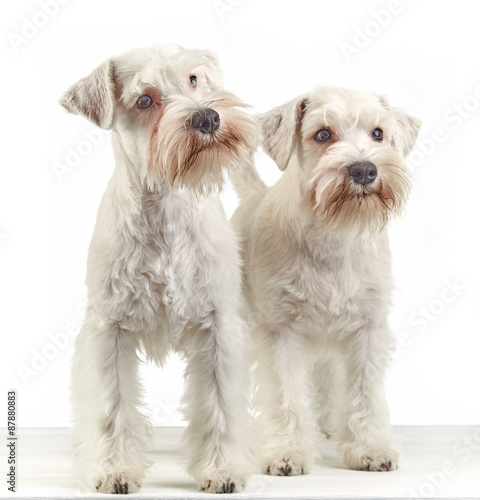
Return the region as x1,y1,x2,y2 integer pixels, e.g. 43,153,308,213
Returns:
202,50,224,90
257,96,307,171
390,107,422,157
59,59,116,130
379,95,421,157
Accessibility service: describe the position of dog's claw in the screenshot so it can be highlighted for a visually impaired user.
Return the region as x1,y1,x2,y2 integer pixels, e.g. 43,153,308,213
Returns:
112,481,129,494
94,473,140,494
266,455,307,476
346,450,399,471
200,471,244,493
219,481,236,493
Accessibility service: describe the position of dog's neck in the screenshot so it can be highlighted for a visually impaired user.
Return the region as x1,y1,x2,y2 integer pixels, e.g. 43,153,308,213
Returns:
111,130,152,192
105,132,218,242
273,157,320,234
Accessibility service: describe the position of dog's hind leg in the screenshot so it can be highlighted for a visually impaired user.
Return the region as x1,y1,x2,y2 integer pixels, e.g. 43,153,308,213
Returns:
312,355,343,439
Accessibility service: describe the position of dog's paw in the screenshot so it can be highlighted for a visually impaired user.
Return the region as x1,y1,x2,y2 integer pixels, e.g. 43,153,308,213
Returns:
199,468,246,494
264,455,309,476
94,471,141,494
345,448,399,471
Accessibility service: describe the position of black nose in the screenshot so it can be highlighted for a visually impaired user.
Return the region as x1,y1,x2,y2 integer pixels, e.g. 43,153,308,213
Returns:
348,162,377,186
190,108,220,134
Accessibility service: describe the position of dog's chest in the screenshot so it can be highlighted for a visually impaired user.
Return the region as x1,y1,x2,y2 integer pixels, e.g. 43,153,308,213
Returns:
138,188,238,325
300,232,381,321
141,190,208,292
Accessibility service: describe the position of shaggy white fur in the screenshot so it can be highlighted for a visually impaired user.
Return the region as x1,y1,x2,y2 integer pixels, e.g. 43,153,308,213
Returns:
231,87,420,476
60,44,256,494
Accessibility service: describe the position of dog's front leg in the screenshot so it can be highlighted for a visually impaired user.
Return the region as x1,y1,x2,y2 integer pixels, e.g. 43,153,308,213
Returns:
71,315,151,493
254,324,317,476
338,321,399,471
181,312,251,493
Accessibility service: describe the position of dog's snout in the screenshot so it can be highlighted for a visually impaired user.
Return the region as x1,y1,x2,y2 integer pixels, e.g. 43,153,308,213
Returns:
191,108,220,134
348,162,377,186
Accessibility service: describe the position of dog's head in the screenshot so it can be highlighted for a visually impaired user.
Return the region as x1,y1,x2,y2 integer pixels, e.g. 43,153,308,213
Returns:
258,87,421,232
60,44,256,192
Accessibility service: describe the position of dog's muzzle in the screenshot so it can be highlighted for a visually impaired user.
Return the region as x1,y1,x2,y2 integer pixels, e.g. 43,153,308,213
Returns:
190,108,220,135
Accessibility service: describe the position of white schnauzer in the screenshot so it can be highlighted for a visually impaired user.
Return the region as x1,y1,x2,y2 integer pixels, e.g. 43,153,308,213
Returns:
232,87,420,476
60,44,256,494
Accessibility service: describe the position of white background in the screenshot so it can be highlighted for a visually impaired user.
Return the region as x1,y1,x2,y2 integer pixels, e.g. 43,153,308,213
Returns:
1,0,479,428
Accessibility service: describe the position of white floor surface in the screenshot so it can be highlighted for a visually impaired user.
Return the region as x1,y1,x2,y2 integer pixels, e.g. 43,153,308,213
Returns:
1,426,480,499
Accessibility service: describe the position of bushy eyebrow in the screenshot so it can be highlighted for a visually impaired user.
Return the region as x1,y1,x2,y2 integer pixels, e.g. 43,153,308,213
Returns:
118,75,163,106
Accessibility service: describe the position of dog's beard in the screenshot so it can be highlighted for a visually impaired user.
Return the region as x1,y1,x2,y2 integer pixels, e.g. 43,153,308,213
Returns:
307,145,411,233
146,91,256,194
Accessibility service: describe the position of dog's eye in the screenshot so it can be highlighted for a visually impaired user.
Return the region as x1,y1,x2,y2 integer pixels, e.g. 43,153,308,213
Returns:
136,95,153,109
314,129,332,143
372,128,383,141
190,75,197,88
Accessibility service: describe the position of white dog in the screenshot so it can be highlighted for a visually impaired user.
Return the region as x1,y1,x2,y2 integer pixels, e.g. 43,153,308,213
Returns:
60,44,256,494
231,87,420,475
